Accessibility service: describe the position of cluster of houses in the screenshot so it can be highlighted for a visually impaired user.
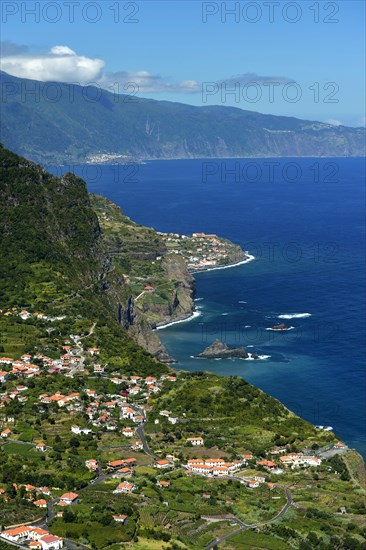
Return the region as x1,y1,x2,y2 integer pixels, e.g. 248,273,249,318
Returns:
278,453,322,468
155,231,233,270
1,308,344,550
0,483,79,509
185,457,244,476
1,526,63,549
182,446,326,480
0,307,65,323
0,343,177,440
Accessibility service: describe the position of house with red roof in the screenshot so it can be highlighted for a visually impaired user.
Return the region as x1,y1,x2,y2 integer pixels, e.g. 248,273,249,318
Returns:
113,514,128,523
248,480,259,489
59,492,78,505
186,436,204,446
157,480,170,487
155,459,170,469
0,371,9,383
39,534,63,549
108,459,125,469
113,482,135,494
85,459,98,471
34,499,47,508
1,526,33,542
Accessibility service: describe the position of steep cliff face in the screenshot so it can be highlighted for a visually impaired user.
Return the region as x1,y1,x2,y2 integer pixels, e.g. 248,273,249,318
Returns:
0,144,172,365
101,271,175,362
138,255,195,328
90,195,195,360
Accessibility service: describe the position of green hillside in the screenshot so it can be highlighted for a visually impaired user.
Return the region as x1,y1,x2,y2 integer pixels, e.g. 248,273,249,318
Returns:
0,144,168,376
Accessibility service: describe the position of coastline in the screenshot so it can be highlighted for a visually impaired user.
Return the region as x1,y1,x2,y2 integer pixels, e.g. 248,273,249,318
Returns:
154,310,202,331
154,254,255,331
189,253,255,275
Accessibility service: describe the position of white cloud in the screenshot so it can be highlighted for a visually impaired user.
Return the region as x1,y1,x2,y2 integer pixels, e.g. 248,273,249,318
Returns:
216,72,295,87
0,42,200,93
0,43,295,97
326,118,343,127
0,45,105,83
50,45,76,56
98,70,200,94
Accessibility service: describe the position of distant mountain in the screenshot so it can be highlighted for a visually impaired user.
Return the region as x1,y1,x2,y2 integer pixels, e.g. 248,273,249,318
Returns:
1,71,365,164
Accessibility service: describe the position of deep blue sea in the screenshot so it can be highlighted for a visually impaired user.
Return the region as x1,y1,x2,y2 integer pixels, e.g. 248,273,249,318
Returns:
50,158,366,458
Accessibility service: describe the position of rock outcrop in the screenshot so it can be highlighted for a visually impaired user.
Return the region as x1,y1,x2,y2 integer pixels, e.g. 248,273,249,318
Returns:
196,339,259,360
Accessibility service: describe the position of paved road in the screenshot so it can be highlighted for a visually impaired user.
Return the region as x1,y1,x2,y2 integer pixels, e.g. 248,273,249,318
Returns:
68,323,97,376
31,466,109,547
136,423,159,461
205,486,293,549
134,405,160,462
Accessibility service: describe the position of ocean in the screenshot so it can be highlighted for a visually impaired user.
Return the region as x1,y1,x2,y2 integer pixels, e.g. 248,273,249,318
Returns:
50,157,366,458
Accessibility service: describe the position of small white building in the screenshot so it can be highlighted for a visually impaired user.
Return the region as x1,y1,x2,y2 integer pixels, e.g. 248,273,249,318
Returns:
39,534,64,550
58,492,78,505
71,425,93,435
113,482,135,494
186,437,204,446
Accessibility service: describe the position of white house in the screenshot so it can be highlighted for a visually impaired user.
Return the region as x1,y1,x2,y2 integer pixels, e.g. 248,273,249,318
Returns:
85,459,98,471
0,371,9,383
248,480,259,489
186,437,204,446
254,475,266,484
58,492,78,505
39,534,64,550
1,526,33,542
113,482,135,494
189,464,212,475
155,459,170,469
113,515,128,524
71,425,93,435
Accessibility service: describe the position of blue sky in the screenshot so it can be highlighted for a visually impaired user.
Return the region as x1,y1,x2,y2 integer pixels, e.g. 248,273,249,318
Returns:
1,0,365,125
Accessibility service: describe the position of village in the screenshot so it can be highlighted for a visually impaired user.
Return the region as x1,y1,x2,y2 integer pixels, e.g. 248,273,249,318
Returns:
0,307,351,549
158,232,247,271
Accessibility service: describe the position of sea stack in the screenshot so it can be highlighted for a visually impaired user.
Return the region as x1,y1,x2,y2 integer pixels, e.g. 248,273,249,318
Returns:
196,339,259,359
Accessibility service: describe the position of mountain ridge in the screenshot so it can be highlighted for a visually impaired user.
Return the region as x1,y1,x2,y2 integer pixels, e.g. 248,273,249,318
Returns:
1,71,365,164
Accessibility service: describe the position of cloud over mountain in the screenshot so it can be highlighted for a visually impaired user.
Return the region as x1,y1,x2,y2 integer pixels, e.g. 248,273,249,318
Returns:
0,44,105,83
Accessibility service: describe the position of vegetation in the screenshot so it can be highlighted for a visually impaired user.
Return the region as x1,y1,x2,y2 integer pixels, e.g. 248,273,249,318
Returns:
0,144,169,375
147,372,336,455
0,145,365,550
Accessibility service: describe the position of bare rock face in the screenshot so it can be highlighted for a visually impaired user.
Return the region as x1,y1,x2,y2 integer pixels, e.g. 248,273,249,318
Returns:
196,339,259,359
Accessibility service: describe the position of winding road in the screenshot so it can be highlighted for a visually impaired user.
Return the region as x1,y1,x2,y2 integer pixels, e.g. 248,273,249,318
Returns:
205,486,293,549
